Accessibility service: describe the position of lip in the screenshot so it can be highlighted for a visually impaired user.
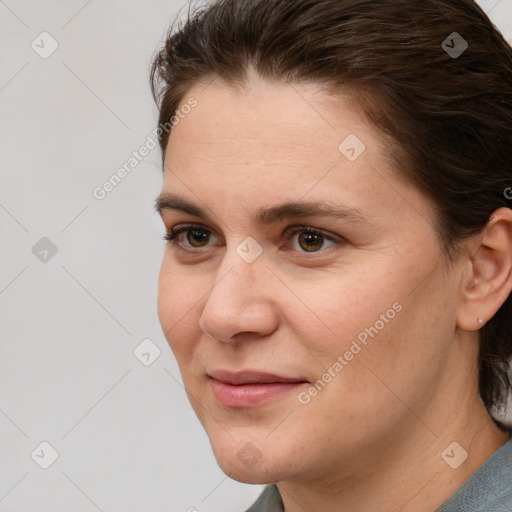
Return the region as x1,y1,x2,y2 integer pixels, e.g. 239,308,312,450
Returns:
208,370,308,408
208,369,307,385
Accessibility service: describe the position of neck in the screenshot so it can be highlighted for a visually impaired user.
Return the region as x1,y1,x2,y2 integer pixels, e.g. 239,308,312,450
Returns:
278,391,510,512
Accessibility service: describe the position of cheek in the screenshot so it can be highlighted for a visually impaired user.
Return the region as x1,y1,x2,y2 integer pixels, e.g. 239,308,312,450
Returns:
286,257,441,388
157,256,204,356
299,261,454,416
288,263,401,347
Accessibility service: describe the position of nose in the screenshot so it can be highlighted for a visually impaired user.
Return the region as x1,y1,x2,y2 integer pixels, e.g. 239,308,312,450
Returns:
198,248,279,344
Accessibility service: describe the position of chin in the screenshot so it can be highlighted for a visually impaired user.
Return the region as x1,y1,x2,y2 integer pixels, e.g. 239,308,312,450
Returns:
209,437,285,485
216,457,280,485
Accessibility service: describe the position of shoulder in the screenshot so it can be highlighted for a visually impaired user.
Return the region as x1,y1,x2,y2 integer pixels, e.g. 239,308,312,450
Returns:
437,433,512,512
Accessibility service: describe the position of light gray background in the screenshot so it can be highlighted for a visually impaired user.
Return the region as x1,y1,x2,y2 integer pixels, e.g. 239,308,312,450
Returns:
1,1,511,511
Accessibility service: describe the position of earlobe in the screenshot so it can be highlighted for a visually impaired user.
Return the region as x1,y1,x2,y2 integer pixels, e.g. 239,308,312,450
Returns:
456,207,512,331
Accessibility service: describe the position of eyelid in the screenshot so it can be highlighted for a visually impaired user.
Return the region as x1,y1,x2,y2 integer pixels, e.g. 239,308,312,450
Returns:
283,225,342,242
282,225,344,255
164,222,346,254
165,222,221,246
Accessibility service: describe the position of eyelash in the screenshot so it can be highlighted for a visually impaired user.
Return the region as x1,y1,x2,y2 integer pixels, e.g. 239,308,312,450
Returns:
163,223,344,255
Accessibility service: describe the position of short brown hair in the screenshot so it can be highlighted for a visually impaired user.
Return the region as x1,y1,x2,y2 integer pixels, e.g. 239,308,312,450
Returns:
150,0,512,413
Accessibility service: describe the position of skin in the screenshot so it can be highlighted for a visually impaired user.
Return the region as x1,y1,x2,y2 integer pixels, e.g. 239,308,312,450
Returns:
156,70,512,512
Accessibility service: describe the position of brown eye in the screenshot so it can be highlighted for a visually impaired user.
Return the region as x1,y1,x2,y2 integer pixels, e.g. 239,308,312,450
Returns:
164,224,219,250
297,231,325,252
186,229,210,247
285,226,340,253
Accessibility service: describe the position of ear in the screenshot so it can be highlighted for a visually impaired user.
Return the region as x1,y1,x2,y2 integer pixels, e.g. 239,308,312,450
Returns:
457,207,512,331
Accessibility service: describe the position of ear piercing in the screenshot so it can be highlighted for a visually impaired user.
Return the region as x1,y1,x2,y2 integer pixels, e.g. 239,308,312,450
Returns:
477,318,484,324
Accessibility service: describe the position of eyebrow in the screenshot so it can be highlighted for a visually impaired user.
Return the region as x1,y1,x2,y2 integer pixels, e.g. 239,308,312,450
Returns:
155,192,370,225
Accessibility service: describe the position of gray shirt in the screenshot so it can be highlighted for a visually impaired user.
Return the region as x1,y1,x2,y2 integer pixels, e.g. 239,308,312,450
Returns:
245,435,512,512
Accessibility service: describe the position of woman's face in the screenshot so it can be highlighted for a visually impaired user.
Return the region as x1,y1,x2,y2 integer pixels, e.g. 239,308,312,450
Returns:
156,74,462,483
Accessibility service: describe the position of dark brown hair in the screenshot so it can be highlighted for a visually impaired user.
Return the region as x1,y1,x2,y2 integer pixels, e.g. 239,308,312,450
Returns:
150,0,512,414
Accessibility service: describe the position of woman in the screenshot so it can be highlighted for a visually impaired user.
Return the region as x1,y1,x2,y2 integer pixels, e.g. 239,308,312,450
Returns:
150,0,512,510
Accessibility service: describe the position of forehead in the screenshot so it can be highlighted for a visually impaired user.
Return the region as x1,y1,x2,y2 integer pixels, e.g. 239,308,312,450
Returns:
164,76,382,193
166,76,374,161
159,75,434,235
